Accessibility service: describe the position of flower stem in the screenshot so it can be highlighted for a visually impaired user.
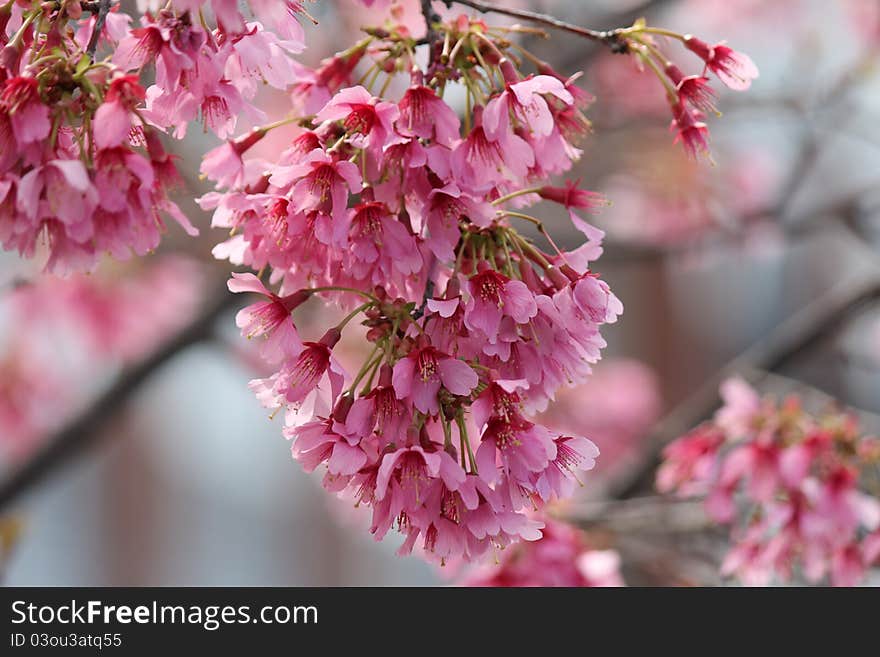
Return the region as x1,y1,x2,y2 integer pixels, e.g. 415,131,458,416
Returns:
336,302,375,331
455,412,478,474
446,0,629,51
491,187,542,206
348,342,383,394
307,287,380,303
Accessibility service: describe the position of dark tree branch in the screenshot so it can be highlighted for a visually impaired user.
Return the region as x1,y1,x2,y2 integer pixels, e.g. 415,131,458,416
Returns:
445,0,631,52
0,277,33,296
85,0,111,58
0,286,239,512
421,0,441,67
546,0,675,71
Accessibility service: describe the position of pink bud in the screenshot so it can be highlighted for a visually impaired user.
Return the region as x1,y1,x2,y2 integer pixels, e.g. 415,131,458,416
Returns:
320,327,342,348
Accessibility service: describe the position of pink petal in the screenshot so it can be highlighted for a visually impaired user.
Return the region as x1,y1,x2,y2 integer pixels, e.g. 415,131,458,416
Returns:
428,298,459,319
437,357,478,395
410,378,441,414
503,280,538,323
227,272,271,295
49,159,91,192
328,442,367,476
93,100,132,149
475,440,498,484
391,357,415,400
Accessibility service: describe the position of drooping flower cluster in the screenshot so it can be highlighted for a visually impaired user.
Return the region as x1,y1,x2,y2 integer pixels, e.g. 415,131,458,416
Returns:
657,378,880,586
459,516,624,587
604,19,758,158
0,0,310,272
216,10,634,563
117,1,308,138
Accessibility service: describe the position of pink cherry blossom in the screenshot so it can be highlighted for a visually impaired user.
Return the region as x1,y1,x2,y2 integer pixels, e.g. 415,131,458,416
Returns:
397,84,461,146
464,265,538,342
315,85,400,161
227,272,307,362
685,37,760,91
671,101,710,159
424,184,494,261
460,517,623,587
93,75,146,149
392,346,478,415
269,148,362,239
483,69,574,141
451,111,534,190
0,76,50,146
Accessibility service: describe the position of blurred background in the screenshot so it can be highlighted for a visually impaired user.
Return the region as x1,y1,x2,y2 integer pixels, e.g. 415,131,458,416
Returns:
2,0,880,585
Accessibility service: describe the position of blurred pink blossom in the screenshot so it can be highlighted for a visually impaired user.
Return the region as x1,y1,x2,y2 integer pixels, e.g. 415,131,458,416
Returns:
460,517,624,587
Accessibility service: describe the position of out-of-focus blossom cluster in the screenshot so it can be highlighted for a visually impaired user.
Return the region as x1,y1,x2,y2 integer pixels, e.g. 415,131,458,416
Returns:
657,378,880,586
459,516,624,587
597,147,781,249
0,256,204,460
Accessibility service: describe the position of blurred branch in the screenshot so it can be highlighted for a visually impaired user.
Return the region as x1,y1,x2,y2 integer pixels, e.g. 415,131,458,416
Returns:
600,181,879,264
0,276,33,296
564,495,710,533
0,285,238,512
597,36,880,263
0,515,24,581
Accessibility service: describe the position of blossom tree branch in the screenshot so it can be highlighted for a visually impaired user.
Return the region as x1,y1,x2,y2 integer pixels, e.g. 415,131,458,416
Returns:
445,0,632,52
85,0,113,58
421,0,441,66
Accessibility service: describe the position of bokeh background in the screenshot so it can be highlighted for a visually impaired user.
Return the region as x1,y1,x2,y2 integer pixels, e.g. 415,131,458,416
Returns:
2,0,880,585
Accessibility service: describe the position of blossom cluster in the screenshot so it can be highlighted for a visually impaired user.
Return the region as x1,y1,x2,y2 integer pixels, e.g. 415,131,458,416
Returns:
0,0,758,566
0,0,310,272
657,378,880,586
213,3,759,564
215,10,631,563
459,516,624,587
613,21,759,159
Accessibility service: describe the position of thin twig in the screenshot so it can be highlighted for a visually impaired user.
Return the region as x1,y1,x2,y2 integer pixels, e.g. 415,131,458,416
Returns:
421,0,441,67
445,0,631,52
85,0,111,59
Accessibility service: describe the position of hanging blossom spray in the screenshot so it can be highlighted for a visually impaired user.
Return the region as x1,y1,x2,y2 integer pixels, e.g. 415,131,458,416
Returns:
0,0,757,565
211,2,756,563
